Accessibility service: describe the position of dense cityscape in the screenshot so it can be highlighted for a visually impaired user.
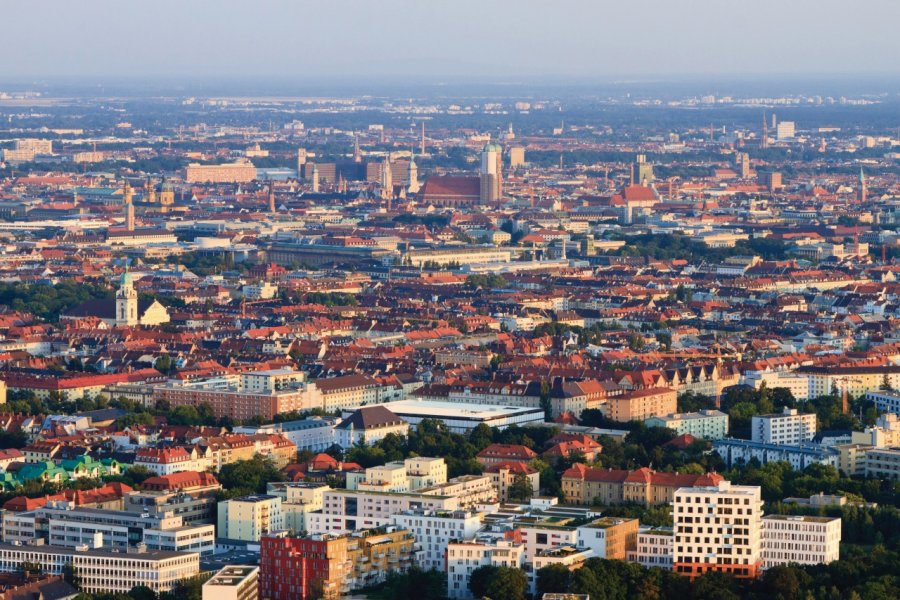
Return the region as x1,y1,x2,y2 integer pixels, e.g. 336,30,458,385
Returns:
1,3,900,600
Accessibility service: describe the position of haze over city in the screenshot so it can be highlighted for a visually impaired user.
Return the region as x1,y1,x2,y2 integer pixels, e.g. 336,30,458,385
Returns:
0,3,898,600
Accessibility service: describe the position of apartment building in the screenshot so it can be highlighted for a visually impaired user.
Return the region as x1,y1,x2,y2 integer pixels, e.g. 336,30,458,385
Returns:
713,439,838,469
561,464,724,507
446,540,525,599
153,381,322,421
645,409,729,440
202,565,259,600
761,515,841,568
126,471,222,525
752,408,817,445
0,543,199,595
604,387,677,422
259,528,415,600
485,461,540,502
346,457,448,493
576,517,639,560
865,390,900,416
266,481,329,534
316,374,382,411
863,446,900,479
673,480,763,579
627,527,674,570
217,495,283,542
392,510,483,571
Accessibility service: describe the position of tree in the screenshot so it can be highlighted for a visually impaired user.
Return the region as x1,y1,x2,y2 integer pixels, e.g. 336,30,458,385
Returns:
508,472,534,503
128,585,157,600
536,563,572,597
469,565,527,600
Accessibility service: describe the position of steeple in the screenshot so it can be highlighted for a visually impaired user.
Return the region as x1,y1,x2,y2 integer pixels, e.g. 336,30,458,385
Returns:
858,167,867,203
353,134,361,163
268,183,276,214
123,181,135,231
407,148,420,195
380,155,393,202
761,112,769,149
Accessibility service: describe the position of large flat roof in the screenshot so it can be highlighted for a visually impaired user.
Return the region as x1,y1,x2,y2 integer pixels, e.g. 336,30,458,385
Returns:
349,399,544,421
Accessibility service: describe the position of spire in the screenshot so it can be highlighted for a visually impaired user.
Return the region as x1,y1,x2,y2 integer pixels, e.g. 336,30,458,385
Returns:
858,166,867,203
353,134,361,163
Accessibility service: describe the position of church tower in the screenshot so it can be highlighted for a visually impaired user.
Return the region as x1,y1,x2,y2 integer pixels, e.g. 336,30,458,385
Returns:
268,183,276,213
123,182,135,231
115,268,138,326
158,178,175,212
380,156,393,201
407,150,420,195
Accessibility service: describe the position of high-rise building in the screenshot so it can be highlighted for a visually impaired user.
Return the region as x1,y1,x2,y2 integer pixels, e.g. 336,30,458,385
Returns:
776,121,795,140
673,480,763,579
479,143,502,204
759,171,782,192
311,164,320,193
736,152,751,178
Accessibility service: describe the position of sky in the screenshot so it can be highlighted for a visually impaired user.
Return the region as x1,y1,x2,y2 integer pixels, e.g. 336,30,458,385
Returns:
3,0,899,83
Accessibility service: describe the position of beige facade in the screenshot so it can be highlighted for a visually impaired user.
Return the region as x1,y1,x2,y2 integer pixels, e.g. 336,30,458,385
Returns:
605,388,677,422
186,161,257,183
217,495,283,542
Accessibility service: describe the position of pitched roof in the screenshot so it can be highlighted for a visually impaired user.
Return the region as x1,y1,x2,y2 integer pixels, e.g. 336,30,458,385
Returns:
335,406,406,430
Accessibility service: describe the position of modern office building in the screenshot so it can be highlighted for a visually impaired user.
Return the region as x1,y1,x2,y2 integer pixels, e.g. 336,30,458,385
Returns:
0,543,199,595
761,515,841,568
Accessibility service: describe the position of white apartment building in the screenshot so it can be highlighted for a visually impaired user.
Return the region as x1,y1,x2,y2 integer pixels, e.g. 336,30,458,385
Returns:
0,543,199,595
347,457,448,493
240,369,306,393
446,540,525,599
627,527,674,570
673,480,763,579
742,370,810,401
752,408,817,445
645,410,729,440
217,495,283,542
392,510,483,571
242,282,278,300
761,515,841,568
307,489,462,535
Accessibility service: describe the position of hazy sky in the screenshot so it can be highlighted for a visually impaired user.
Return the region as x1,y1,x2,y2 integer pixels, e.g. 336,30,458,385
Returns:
3,0,899,81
